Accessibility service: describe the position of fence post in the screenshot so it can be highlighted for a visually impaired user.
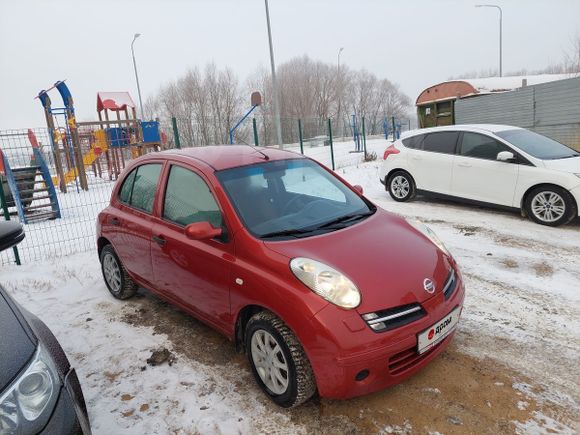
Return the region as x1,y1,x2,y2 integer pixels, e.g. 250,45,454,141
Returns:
0,170,21,265
252,118,259,146
298,119,304,154
362,116,367,156
171,117,181,149
391,116,396,143
328,118,335,171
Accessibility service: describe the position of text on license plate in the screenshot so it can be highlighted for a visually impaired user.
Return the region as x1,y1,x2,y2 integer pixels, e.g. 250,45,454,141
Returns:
417,306,461,354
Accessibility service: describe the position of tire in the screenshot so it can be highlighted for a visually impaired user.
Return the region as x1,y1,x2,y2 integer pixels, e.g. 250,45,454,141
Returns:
245,311,316,408
524,186,577,227
99,244,138,299
387,170,416,202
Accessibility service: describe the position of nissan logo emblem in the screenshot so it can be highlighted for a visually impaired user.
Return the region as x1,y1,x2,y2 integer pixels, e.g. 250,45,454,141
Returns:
423,278,435,294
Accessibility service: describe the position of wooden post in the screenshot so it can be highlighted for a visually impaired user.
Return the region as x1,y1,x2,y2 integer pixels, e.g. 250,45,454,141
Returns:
115,110,126,169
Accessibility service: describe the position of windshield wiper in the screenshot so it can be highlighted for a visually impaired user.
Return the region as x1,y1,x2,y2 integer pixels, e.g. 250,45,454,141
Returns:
316,211,373,229
260,228,314,239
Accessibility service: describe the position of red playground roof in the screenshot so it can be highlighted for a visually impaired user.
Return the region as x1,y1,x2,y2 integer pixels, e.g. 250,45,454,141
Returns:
97,92,136,112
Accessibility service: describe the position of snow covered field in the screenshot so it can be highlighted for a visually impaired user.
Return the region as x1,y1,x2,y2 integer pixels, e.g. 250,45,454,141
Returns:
1,139,579,434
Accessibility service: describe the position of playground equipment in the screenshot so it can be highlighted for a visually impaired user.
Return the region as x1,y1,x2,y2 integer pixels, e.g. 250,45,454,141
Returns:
0,130,61,223
95,91,160,178
37,81,162,190
229,92,262,144
53,129,108,186
38,80,89,192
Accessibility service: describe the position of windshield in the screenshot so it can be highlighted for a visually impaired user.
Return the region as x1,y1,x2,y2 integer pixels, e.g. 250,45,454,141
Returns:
216,158,374,239
496,129,580,160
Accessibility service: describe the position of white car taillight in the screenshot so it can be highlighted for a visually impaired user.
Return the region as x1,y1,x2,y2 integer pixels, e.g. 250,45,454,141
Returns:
383,144,400,160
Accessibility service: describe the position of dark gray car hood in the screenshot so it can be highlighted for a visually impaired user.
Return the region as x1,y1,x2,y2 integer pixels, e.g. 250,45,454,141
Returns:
0,287,36,391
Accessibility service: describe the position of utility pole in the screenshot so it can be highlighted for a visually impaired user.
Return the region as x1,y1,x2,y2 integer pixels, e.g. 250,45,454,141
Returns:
264,0,283,147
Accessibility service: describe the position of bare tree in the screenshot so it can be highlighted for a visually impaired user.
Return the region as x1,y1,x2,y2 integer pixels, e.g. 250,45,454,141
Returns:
145,56,412,146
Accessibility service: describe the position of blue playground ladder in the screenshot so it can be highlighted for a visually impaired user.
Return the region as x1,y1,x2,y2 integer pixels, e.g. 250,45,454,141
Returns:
1,149,61,224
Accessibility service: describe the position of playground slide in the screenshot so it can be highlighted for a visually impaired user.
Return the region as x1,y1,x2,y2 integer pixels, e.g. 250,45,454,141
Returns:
52,130,108,186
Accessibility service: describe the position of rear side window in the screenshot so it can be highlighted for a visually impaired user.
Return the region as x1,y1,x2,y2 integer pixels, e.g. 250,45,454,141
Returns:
422,132,459,154
460,133,510,160
163,166,223,228
402,134,425,149
119,169,137,203
119,163,162,213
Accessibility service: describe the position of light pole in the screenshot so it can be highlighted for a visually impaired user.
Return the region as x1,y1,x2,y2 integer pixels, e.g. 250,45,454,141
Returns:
475,4,503,77
337,47,344,137
131,33,144,119
264,0,283,148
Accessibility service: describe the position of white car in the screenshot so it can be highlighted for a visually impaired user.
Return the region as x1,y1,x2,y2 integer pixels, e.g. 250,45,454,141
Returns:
379,124,580,226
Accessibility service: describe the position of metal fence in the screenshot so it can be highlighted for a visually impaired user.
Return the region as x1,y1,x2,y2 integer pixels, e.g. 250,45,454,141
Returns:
455,76,580,150
1,117,398,266
0,128,113,265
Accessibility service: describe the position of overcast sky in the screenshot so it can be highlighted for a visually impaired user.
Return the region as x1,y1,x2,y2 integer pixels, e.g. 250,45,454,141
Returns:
1,0,579,129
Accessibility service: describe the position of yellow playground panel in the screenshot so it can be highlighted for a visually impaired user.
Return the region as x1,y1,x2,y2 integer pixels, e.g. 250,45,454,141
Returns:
52,129,108,187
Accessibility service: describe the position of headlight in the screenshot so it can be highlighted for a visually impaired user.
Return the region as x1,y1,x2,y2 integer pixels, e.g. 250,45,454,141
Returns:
406,219,450,256
0,345,60,434
290,258,361,309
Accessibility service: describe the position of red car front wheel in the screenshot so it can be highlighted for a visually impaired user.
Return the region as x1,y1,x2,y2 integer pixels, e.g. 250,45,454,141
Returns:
245,311,316,408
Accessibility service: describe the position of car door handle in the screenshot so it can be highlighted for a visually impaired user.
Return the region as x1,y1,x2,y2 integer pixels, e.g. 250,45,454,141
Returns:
152,235,166,246
458,162,472,168
110,217,120,226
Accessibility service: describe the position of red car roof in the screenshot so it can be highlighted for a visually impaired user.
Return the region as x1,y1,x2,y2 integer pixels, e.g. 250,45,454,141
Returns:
163,145,304,171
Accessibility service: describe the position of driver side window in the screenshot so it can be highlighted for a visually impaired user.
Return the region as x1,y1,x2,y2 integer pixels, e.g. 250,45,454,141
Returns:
163,165,223,229
460,132,511,160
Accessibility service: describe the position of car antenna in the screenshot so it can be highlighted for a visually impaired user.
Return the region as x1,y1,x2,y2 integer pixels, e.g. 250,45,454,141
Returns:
248,145,270,160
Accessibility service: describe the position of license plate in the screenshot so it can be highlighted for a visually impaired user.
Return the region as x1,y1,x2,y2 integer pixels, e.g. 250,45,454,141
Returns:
417,307,461,354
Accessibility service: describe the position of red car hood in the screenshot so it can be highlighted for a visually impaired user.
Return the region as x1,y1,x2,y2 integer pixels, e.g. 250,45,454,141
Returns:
263,209,452,313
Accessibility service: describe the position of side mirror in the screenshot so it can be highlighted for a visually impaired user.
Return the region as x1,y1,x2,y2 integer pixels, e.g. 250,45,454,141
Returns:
497,151,515,162
0,221,25,252
353,184,364,195
184,222,222,240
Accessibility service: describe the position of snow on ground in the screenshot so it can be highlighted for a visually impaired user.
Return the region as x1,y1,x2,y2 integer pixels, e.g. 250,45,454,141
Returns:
1,138,579,433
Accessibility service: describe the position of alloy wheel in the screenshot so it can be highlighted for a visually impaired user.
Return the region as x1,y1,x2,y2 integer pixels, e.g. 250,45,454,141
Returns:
103,253,122,293
250,330,289,395
391,175,410,199
530,191,566,223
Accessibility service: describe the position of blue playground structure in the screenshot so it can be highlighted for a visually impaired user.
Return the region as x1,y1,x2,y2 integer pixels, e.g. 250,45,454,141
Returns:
0,130,61,224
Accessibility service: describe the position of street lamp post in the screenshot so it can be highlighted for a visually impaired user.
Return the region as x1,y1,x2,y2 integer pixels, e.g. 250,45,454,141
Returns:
264,0,283,148
337,47,344,138
131,33,145,119
475,4,503,77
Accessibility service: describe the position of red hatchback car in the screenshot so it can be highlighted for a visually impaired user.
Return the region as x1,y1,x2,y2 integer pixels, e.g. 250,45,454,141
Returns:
96,145,465,407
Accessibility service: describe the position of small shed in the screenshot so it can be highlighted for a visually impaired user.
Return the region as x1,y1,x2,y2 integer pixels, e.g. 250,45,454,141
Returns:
416,74,571,128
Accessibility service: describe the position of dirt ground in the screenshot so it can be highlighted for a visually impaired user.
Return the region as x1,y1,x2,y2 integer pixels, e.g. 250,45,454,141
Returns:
119,288,576,435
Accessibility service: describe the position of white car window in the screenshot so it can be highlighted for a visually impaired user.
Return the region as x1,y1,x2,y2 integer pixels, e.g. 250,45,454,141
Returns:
460,133,510,161
422,132,459,154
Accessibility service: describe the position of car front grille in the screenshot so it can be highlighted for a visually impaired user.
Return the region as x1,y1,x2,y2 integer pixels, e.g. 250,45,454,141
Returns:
361,303,426,333
443,269,457,300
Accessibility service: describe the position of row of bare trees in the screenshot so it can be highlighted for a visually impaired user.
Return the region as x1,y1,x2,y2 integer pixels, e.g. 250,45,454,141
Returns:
144,56,411,146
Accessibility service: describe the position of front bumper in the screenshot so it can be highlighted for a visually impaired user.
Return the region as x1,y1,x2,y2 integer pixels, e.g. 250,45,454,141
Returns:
571,185,580,217
305,274,465,399
39,370,90,435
